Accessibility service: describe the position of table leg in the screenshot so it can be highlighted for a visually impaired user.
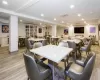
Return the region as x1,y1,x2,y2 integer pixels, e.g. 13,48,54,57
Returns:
48,60,58,80
53,62,55,80
48,60,55,80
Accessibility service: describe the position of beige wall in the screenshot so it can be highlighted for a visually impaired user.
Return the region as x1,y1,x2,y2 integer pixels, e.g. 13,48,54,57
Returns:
18,23,26,37
48,27,52,35
57,27,65,36
68,25,99,40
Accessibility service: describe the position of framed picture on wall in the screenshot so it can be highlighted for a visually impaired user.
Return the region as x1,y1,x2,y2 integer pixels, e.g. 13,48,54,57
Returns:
90,27,96,33
64,29,68,35
2,25,9,33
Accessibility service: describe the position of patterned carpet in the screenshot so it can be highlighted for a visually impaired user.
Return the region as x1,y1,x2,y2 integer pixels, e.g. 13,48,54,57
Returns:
0,45,100,80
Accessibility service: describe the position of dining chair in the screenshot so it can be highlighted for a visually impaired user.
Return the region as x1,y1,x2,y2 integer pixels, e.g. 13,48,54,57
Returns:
80,40,92,55
67,41,77,60
75,52,93,67
23,52,52,80
91,36,99,45
46,36,51,44
42,40,47,46
18,38,25,47
58,42,68,47
25,39,33,50
33,42,43,48
33,42,47,62
64,52,96,80
58,41,69,66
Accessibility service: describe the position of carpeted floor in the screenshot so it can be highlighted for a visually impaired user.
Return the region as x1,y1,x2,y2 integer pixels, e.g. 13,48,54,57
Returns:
0,45,100,80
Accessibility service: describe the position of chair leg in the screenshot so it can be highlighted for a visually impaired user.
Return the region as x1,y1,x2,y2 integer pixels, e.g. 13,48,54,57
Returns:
65,76,67,80
86,52,87,55
27,77,29,80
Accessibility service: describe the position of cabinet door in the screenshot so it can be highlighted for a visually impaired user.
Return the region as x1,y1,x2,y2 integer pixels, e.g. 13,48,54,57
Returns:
1,37,9,47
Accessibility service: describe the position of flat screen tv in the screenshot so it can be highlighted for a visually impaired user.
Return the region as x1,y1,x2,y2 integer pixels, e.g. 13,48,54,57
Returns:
74,27,84,33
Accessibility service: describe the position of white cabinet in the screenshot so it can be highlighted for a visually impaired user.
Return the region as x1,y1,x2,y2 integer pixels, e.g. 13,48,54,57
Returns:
0,37,9,47
25,24,37,37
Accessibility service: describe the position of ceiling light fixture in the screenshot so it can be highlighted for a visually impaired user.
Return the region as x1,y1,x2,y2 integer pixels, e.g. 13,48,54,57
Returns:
70,5,75,9
2,0,8,5
71,24,73,26
78,14,81,17
81,18,84,21
90,12,93,14
20,20,22,22
62,21,64,23
84,21,86,24
41,14,44,17
54,18,56,21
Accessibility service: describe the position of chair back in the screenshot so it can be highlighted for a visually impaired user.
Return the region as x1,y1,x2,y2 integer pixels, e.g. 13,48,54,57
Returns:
82,38,87,44
25,39,33,50
91,37,96,45
67,41,76,51
46,36,51,44
86,40,92,52
81,52,96,80
42,40,47,46
33,42,43,48
23,52,41,80
58,42,68,47
84,53,93,66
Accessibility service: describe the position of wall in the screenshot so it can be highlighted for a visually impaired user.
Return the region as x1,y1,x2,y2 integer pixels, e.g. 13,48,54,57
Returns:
47,26,68,37
48,26,52,35
18,23,26,37
0,23,9,46
0,23,9,37
0,22,26,38
57,27,65,36
68,25,99,40
85,25,98,40
0,22,26,46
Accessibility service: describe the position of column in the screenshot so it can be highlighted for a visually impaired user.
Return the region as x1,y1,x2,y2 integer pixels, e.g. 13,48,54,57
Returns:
52,25,57,37
9,15,18,53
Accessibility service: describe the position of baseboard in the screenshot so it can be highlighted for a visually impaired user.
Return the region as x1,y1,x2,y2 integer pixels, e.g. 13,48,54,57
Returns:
9,50,18,54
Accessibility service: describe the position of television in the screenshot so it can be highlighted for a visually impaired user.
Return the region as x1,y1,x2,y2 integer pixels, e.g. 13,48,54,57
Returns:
74,27,84,33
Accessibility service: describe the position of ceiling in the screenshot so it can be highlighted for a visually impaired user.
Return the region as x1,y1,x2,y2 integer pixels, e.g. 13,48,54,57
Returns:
0,0,100,26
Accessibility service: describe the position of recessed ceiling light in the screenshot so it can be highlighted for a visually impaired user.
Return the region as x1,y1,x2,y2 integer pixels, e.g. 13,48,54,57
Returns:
62,21,64,23
2,0,8,5
54,18,56,21
41,14,44,17
70,5,75,9
20,20,22,22
84,21,86,23
81,18,84,21
90,12,93,14
78,14,81,17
